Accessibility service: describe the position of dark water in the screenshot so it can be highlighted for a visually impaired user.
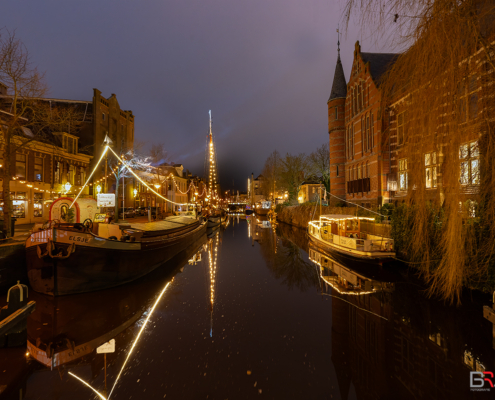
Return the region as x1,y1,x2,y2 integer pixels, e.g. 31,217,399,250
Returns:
3,216,495,399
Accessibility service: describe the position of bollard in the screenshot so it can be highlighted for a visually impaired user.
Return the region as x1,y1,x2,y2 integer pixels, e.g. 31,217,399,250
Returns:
0,281,28,320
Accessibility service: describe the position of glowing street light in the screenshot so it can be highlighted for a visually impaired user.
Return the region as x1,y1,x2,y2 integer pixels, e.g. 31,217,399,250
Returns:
96,184,102,194
64,182,72,193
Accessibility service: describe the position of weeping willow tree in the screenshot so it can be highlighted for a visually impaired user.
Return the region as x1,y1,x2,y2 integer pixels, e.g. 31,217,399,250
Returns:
344,0,495,303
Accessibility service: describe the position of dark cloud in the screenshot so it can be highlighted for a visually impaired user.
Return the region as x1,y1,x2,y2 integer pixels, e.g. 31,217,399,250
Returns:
2,0,385,191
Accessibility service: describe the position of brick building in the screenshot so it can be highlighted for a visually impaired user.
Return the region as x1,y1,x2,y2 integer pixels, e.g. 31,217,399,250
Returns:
328,42,399,208
0,88,136,219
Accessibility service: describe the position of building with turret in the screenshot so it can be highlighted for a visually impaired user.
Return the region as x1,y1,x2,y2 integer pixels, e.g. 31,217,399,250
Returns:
328,41,399,208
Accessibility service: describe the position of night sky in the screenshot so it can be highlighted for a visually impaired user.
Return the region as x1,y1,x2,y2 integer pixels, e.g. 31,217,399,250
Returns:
3,0,389,191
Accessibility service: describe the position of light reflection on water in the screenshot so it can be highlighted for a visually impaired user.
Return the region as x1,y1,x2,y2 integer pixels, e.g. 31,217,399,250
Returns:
6,217,495,399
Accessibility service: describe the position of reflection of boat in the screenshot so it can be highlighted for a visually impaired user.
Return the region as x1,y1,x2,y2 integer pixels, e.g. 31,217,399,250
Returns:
26,216,207,296
308,215,395,261
255,201,271,216
26,236,207,369
309,243,395,295
245,206,253,215
207,224,220,238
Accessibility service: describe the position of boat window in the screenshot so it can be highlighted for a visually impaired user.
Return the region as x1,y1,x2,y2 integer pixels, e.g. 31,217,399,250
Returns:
61,205,68,221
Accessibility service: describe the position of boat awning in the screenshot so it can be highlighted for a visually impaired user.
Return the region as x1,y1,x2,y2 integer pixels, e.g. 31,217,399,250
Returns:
320,214,375,222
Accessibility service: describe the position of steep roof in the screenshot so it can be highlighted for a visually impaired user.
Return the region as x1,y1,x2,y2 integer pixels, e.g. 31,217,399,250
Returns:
328,54,347,101
360,52,400,85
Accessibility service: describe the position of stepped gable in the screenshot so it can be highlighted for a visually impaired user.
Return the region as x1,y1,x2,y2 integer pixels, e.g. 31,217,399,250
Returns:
328,54,347,101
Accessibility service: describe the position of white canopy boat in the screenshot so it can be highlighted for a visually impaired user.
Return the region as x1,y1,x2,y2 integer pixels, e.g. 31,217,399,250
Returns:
308,214,395,260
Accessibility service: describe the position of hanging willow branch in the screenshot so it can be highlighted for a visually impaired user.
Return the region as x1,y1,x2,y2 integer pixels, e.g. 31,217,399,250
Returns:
344,0,495,303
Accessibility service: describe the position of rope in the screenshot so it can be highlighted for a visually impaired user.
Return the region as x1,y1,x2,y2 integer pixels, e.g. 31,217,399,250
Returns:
323,187,389,218
321,292,388,320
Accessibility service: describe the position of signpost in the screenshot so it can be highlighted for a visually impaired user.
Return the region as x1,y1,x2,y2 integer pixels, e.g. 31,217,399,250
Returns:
97,339,115,396
97,193,115,208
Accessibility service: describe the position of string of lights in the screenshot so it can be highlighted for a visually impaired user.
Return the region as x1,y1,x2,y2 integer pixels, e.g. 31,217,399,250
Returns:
107,147,192,207
70,146,109,208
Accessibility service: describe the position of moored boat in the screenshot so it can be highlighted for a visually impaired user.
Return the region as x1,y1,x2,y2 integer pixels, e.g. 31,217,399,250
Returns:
308,214,395,261
25,216,207,296
255,200,271,216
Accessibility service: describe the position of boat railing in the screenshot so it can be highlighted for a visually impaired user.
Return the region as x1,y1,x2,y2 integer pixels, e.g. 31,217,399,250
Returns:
309,221,394,252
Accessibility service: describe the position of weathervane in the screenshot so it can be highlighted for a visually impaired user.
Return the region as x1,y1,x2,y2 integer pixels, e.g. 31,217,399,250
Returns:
337,26,340,57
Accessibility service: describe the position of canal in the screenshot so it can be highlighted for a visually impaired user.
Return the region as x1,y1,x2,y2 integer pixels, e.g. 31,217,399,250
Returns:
3,215,495,399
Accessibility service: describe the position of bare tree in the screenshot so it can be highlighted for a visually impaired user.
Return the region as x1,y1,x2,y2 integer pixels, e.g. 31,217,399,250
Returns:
278,153,309,203
308,144,330,192
0,30,81,236
261,150,281,200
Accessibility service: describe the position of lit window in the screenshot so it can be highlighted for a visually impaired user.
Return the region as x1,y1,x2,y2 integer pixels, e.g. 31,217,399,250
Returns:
34,193,43,217
425,152,438,189
399,159,408,191
459,141,479,185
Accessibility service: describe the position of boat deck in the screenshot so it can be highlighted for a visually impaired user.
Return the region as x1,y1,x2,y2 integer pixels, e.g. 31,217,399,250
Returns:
125,216,197,231
120,216,200,238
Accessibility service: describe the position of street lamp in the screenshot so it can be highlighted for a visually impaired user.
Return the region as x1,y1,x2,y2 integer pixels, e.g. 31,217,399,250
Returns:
96,185,102,194
64,182,72,193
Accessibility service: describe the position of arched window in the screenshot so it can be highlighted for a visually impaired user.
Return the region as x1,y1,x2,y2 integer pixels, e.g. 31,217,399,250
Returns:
366,161,370,178
358,164,362,179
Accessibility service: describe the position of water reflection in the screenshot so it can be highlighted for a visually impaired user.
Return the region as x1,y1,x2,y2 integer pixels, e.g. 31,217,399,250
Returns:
254,220,318,292
4,218,495,399
306,235,495,399
23,236,206,398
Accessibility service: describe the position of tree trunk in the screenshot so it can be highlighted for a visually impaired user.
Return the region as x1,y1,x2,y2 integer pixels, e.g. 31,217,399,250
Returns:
2,142,12,237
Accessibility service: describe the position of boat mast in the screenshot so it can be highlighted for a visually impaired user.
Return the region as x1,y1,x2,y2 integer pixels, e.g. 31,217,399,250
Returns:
208,110,218,205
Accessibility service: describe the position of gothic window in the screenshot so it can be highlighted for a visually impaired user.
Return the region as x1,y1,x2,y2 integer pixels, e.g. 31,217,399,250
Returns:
459,141,479,185
358,164,362,179
371,113,374,148
366,161,370,178
357,84,361,113
425,152,438,188
399,159,408,191
353,87,358,116
366,114,370,151
360,81,364,110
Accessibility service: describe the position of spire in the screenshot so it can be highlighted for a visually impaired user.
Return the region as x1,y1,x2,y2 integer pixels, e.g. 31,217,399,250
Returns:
328,34,347,102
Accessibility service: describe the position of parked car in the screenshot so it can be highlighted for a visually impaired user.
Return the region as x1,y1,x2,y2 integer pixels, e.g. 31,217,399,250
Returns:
135,207,147,216
119,207,136,219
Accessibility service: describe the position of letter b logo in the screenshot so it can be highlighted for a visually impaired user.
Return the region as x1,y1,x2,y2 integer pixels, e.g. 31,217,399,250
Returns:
471,372,485,388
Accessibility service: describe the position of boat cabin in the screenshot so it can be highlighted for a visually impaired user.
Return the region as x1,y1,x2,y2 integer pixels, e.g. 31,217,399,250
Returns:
309,214,394,254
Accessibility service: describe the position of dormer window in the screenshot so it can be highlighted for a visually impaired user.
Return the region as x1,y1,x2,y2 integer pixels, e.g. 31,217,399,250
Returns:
59,133,78,154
